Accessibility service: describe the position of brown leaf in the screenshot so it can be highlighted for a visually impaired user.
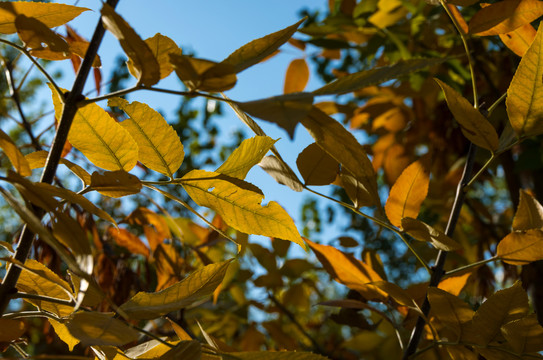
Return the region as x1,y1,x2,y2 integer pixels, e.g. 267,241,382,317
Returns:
90,170,142,198
296,142,339,186
107,227,149,258
469,0,543,36
512,189,543,231
497,229,543,265
259,155,304,192
169,54,237,92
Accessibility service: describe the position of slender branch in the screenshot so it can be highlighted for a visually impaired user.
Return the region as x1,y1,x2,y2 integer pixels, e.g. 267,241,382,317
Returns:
79,84,141,104
2,310,59,320
444,256,498,277
13,292,75,307
464,154,495,189
487,92,507,116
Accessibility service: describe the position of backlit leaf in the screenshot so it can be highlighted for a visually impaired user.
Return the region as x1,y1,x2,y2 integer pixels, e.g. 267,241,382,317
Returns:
127,33,182,80
181,170,304,247
222,18,306,73
258,155,304,192
15,14,69,53
66,311,139,346
107,227,149,258
154,244,184,291
217,136,277,179
119,260,232,320
0,2,89,34
497,229,543,265
438,272,472,296
296,142,339,186
25,150,91,186
101,4,160,86
368,0,408,29
313,58,445,96
471,281,529,345
469,0,543,36
90,170,142,198
513,189,543,231
108,97,184,178
501,315,543,353
499,23,537,57
301,107,380,208
170,54,237,92
401,217,461,251
284,58,310,94
385,158,430,228
0,319,25,342
435,79,499,152
507,21,543,137
238,93,314,139
428,287,474,338
0,128,31,176
49,319,80,351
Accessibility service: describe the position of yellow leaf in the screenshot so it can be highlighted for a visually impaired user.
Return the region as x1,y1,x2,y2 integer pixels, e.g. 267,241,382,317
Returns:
435,79,499,152
428,287,474,339
26,150,91,186
101,4,160,86
107,227,149,258
497,229,543,265
385,158,430,228
0,319,25,342
284,58,310,94
90,170,142,198
258,155,304,192
368,0,408,29
301,107,380,208
127,33,182,80
438,272,472,296
506,22,543,137
401,217,461,251
15,14,69,52
66,311,139,346
119,260,232,320
296,142,339,186
305,238,386,300
181,170,304,247
216,136,277,180
170,54,237,92
513,189,543,231
0,2,89,34
49,319,80,351
153,243,184,291
499,23,537,57
222,18,306,73
501,315,543,353
0,128,31,176
108,97,184,178
469,0,543,36
471,282,529,345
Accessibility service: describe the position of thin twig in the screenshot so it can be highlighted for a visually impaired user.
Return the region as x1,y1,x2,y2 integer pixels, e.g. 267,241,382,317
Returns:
13,292,75,307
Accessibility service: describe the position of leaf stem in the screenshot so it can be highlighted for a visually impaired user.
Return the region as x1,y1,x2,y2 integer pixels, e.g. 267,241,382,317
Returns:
487,92,507,116
444,256,498,277
464,154,495,189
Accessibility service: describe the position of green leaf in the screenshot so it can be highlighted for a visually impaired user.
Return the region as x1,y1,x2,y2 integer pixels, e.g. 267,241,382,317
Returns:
101,3,160,86
25,150,91,186
90,170,142,198
127,33,182,80
259,155,304,192
222,18,306,73
181,170,304,247
0,128,31,176
216,136,276,180
0,2,89,34
497,229,543,265
301,107,380,208
428,287,474,339
435,79,499,152
66,311,139,346
108,97,184,178
513,189,543,231
119,260,232,320
313,58,446,96
296,142,339,186
507,22,543,137
401,217,461,251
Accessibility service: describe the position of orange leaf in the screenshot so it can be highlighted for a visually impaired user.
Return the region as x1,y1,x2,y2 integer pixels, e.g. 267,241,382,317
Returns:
284,58,309,94
469,0,543,36
438,272,472,296
107,227,149,258
499,23,537,56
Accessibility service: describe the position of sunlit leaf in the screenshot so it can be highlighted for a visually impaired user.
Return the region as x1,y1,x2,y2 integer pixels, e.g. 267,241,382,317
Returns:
170,54,237,92
497,229,543,265
313,58,445,95
469,0,543,36
181,170,304,247
25,150,91,186
222,18,306,73
401,217,461,251
513,189,543,231
507,21,543,137
471,281,529,345
296,142,339,186
15,14,69,53
119,260,232,320
501,315,543,353
101,3,160,86
499,23,537,57
0,2,89,34
0,128,31,176
90,170,142,198
301,107,380,208
435,79,499,152
284,58,310,94
428,287,474,339
438,272,472,296
0,319,25,342
127,33,182,80
217,136,277,180
66,311,139,346
385,158,430,228
259,155,304,192
109,97,184,178
107,227,149,258
49,318,80,351
368,0,408,29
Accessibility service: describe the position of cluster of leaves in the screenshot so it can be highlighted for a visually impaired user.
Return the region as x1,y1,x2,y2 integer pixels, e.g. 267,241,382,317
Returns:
1,1,543,359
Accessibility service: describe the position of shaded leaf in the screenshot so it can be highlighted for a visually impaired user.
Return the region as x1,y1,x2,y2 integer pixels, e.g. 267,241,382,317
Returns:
401,217,461,251
284,58,310,94
428,287,474,339
127,33,182,80
0,128,31,176
119,260,232,320
506,21,543,137
25,150,91,186
238,93,314,139
222,18,306,73
170,54,237,92
513,189,543,231
369,281,416,307
259,155,304,192
154,243,184,291
49,318,80,351
0,2,89,34
435,79,499,152
109,97,184,178
385,158,430,228
499,23,537,57
339,170,373,209
217,136,277,180
159,340,202,360
181,170,304,247
66,311,139,346
368,0,408,29
90,170,142,198
501,315,543,353
296,142,339,186
301,107,379,207
101,3,159,86
15,14,69,53
0,240,13,252
469,0,543,36
107,227,149,258
222,351,329,360
313,58,446,96
497,229,543,265
0,319,25,342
